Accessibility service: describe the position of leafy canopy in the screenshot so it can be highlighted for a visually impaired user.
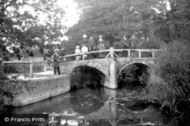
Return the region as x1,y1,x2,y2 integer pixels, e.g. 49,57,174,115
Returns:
0,0,66,52
68,0,168,48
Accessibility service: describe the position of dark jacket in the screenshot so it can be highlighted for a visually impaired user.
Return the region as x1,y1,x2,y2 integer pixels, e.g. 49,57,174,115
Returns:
52,53,60,67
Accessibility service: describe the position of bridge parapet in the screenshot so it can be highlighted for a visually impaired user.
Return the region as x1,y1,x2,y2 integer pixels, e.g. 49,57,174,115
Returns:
60,59,111,76
61,48,162,61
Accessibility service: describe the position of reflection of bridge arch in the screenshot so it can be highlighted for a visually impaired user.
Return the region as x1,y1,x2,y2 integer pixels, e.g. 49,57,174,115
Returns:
70,88,105,115
84,99,162,122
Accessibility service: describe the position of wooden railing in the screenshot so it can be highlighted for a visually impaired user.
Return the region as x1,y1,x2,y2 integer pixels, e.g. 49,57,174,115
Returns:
2,60,34,78
61,47,162,61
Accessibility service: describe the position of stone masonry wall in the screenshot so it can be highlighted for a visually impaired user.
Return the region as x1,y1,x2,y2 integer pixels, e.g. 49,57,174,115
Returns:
60,59,111,77
12,75,70,106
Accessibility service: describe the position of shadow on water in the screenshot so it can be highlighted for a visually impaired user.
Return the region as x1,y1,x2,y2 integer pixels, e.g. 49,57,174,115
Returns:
70,88,104,115
6,65,177,126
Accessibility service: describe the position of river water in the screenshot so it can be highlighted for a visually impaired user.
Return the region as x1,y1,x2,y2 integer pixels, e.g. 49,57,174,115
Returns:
8,70,177,126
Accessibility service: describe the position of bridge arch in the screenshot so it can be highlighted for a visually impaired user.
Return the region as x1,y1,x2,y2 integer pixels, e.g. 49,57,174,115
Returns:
70,65,106,89
118,61,153,88
118,61,154,78
71,64,107,76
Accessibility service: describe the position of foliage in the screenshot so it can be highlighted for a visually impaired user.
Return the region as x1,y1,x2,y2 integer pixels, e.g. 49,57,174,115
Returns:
137,36,166,49
154,0,190,43
0,0,66,56
156,40,190,116
0,72,17,112
68,0,168,48
3,64,18,74
138,0,190,118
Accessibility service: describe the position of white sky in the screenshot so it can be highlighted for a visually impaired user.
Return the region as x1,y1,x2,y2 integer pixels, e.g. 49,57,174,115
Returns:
57,0,80,27
17,0,80,28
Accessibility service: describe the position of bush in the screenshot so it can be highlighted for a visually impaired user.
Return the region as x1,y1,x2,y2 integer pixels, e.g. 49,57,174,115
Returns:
155,39,190,116
137,37,166,49
3,64,18,74
2,63,43,74
0,63,25,113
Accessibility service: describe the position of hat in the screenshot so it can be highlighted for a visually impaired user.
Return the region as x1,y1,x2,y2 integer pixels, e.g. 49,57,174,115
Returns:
82,34,87,38
54,49,59,52
98,35,103,38
76,46,80,49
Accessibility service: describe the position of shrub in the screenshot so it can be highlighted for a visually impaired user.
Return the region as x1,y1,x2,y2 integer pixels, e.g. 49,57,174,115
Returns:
3,64,18,74
155,39,190,116
137,37,166,49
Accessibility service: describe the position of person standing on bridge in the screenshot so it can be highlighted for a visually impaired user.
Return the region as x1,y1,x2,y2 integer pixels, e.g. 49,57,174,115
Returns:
88,36,96,51
52,49,61,75
75,45,81,60
97,35,106,58
81,34,88,46
81,44,89,60
88,36,96,59
120,36,130,57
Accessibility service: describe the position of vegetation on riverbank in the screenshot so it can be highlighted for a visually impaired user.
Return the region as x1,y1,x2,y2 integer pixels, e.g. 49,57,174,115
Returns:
0,67,20,113
157,40,190,116
0,62,45,113
136,40,190,122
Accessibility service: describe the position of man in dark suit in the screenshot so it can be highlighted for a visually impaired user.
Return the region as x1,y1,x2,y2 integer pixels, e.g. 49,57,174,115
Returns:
52,49,61,75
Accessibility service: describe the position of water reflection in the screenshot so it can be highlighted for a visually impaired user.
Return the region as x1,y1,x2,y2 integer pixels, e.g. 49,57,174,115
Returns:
71,88,104,115
9,86,174,126
8,68,176,126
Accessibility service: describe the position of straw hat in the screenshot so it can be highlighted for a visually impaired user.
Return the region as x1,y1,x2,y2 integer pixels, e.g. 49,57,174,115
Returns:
82,34,87,38
54,49,59,52
76,46,80,49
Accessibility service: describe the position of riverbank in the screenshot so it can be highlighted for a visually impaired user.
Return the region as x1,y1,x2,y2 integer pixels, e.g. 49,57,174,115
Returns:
0,73,70,110
12,74,70,106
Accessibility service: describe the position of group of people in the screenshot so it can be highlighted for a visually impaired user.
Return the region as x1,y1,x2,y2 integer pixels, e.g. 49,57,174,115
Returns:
74,34,108,60
74,34,133,60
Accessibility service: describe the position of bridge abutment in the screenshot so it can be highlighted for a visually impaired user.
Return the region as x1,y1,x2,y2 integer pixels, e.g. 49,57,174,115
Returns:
104,58,118,89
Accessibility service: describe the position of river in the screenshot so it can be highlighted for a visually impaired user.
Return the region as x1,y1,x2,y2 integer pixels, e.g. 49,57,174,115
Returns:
6,69,177,126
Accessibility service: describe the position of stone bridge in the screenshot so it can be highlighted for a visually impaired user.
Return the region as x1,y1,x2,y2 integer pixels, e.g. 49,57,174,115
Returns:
60,48,160,89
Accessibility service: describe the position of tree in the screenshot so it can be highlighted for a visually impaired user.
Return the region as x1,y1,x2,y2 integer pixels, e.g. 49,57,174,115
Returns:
67,0,167,48
0,0,66,56
147,0,190,118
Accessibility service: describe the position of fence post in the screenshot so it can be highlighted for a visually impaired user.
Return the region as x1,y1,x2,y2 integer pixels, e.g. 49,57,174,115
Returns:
128,49,131,58
0,58,4,76
82,53,84,60
139,50,141,58
30,60,33,78
110,47,114,59
152,51,155,58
